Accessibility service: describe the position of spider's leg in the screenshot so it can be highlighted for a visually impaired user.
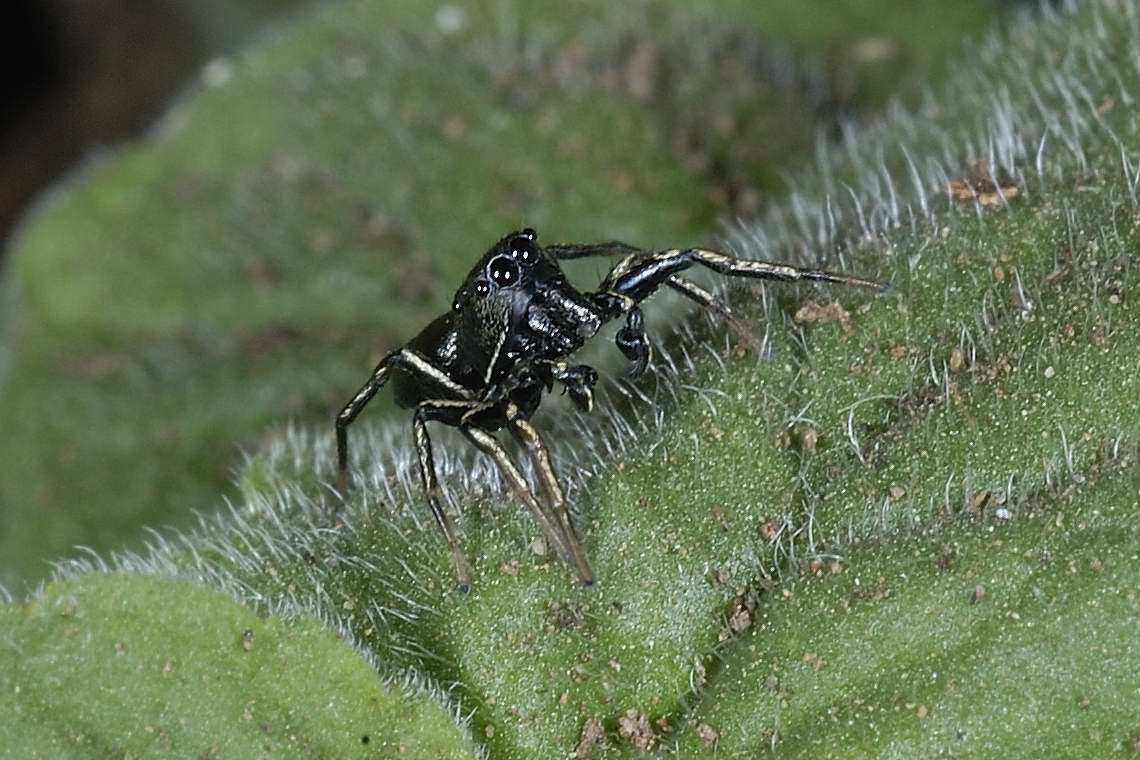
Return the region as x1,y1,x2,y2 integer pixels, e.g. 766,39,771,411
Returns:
665,275,765,353
590,248,883,375
335,349,401,496
460,424,578,576
414,401,475,591
508,416,595,586
600,247,887,306
337,347,475,496
665,275,731,318
544,241,644,260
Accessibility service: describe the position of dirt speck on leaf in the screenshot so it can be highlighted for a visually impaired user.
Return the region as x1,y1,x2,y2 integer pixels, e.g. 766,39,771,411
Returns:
722,589,759,640
575,717,606,758
618,709,657,751
947,160,1019,207
794,300,851,329
545,601,586,633
696,722,720,750
802,650,827,671
692,657,708,690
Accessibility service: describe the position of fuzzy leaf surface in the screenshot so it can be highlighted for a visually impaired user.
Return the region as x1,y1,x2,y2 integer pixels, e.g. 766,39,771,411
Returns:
0,573,476,758
4,1,1139,758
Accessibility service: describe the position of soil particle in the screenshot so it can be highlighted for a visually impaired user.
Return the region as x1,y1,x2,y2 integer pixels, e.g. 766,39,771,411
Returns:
794,300,851,329
574,717,606,758
618,709,657,751
696,722,719,749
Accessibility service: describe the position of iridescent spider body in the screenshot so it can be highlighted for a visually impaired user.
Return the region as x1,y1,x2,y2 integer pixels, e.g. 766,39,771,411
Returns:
336,228,885,589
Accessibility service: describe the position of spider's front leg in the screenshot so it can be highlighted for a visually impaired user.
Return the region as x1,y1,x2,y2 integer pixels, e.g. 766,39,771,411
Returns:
458,419,585,582
599,247,888,304
590,246,887,375
413,400,477,590
664,275,766,354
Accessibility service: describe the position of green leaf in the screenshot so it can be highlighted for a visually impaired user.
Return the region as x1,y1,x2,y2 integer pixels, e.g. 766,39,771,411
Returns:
675,468,1140,756
4,1,1138,758
0,573,476,759
59,2,1131,755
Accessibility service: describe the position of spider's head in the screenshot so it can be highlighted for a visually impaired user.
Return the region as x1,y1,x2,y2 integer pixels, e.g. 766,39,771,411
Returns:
452,227,562,313
451,227,567,370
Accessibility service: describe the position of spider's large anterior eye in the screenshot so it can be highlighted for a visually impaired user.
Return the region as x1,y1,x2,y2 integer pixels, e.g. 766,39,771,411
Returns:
509,237,537,264
487,255,520,287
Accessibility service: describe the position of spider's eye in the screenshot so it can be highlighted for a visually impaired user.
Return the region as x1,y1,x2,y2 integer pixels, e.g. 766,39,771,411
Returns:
509,237,537,264
520,227,537,241
487,255,520,287
473,280,490,297
452,292,463,312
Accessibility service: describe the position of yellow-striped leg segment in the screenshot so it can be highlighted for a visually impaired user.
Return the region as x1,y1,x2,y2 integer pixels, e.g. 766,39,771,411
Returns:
508,416,595,586
460,425,577,573
335,350,399,497
665,275,765,353
414,401,476,591
600,247,888,305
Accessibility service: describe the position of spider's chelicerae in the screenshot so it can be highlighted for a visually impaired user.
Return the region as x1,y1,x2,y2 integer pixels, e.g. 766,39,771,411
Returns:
336,228,886,590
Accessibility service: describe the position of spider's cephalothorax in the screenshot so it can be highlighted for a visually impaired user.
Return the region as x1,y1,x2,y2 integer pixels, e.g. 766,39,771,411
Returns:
336,228,887,590
449,229,602,397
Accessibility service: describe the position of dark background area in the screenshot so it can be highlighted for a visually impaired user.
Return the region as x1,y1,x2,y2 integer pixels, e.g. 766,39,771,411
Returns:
0,2,197,245
0,1,303,248
0,0,1040,250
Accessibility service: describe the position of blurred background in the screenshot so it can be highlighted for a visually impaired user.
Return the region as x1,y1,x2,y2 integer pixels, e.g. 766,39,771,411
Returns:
0,0,1029,591
0,1,308,246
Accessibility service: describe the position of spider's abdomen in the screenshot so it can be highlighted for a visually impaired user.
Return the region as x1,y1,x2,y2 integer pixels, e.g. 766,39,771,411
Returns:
392,313,480,409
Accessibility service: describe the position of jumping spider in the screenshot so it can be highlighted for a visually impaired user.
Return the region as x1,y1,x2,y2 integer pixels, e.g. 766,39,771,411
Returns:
336,229,886,590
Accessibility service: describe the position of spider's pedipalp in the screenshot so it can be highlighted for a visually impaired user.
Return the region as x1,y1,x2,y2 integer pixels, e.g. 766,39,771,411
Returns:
615,307,652,379
549,361,598,413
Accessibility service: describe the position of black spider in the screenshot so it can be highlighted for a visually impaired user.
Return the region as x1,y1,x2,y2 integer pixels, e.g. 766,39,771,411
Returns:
335,228,886,590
